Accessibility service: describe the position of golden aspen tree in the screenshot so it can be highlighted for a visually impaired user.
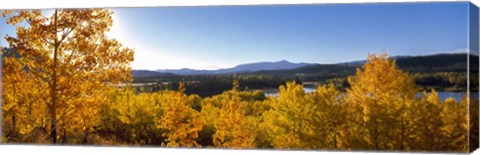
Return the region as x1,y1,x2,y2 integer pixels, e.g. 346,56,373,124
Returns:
2,9,134,144
311,84,348,149
407,91,467,152
211,80,256,148
262,82,344,149
407,91,443,151
252,107,273,148
158,83,203,147
438,97,467,152
104,88,162,145
340,92,365,150
262,82,310,149
198,100,221,147
346,52,417,150
237,91,271,148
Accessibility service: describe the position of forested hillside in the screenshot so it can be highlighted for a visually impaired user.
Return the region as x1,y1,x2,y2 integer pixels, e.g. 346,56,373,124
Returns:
133,53,478,96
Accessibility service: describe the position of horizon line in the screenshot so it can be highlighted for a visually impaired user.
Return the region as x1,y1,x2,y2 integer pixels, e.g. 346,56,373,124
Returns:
132,49,470,71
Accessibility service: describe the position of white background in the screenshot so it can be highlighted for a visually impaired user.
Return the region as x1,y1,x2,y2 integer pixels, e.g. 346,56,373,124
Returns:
0,0,479,155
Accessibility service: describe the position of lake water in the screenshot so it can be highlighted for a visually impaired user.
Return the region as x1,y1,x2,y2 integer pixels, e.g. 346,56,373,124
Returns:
264,88,478,102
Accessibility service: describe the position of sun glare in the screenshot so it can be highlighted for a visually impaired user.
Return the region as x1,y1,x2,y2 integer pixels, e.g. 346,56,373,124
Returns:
106,10,127,43
81,21,88,27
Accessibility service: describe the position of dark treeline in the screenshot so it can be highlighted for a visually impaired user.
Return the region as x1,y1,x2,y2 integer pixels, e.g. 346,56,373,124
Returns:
134,75,298,97
132,53,479,96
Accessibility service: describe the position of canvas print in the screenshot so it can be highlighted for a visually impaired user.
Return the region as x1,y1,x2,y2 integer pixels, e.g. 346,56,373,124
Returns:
1,1,479,153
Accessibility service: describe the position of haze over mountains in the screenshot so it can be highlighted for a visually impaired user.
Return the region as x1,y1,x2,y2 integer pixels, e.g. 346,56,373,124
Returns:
154,60,313,76
132,53,477,78
133,60,311,77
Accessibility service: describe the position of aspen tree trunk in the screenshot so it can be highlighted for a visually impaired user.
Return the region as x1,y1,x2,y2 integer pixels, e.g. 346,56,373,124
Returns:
50,9,59,144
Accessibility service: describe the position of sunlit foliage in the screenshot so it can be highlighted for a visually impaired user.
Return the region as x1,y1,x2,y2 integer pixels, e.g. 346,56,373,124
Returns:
262,82,346,149
158,83,203,147
2,9,134,144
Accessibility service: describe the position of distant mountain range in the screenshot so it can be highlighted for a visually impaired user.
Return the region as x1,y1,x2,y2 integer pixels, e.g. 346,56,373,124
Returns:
155,60,313,76
245,53,476,81
133,53,477,78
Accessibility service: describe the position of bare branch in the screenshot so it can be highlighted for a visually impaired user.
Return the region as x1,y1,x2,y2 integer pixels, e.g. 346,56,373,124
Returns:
58,26,75,45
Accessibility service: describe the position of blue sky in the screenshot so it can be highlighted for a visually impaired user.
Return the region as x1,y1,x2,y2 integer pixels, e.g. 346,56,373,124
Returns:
1,2,470,70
